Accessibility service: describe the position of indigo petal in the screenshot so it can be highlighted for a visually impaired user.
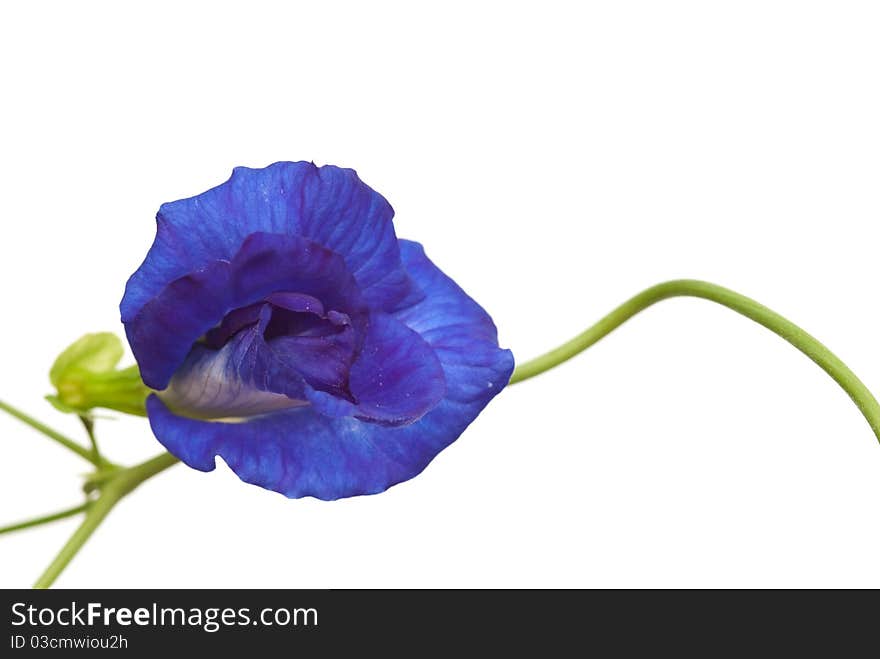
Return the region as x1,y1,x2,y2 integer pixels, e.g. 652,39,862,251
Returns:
146,242,514,500
127,232,363,389
204,302,265,349
162,302,361,419
346,311,446,425
300,310,446,425
121,162,419,322
270,326,357,398
161,307,308,419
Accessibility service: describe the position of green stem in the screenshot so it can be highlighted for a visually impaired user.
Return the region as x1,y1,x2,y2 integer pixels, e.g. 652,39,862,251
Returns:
0,399,102,467
82,465,122,495
0,503,90,536
33,452,179,589
509,279,880,443
79,415,101,464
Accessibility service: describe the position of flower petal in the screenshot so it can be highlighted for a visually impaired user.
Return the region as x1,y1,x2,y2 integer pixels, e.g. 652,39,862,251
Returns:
161,306,309,419
347,311,446,424
269,326,357,398
300,310,447,425
162,302,360,419
126,232,363,390
146,241,514,500
121,162,419,322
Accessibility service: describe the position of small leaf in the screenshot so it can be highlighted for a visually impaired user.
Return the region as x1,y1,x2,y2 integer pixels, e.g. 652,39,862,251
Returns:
49,333,124,387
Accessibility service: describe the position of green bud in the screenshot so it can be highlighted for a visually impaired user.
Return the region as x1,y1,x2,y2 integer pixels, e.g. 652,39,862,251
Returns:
48,333,150,417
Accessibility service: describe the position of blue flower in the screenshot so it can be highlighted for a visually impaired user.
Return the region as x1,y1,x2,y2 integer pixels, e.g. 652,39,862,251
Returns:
121,162,514,500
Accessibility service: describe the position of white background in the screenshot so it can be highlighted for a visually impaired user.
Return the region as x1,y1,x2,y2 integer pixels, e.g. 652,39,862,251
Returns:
1,1,879,588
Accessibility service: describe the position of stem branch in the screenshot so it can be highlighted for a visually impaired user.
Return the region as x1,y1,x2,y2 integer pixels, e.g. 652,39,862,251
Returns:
0,503,90,536
79,415,101,464
0,399,102,466
33,452,179,589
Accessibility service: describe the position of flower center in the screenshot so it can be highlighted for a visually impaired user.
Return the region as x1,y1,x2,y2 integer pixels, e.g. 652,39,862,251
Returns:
159,292,357,420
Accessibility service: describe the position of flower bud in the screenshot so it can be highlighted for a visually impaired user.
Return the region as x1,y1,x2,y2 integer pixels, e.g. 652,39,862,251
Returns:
47,333,150,416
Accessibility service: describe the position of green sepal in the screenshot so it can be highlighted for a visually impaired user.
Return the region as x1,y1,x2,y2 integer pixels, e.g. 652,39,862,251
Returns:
49,333,123,388
44,395,80,415
48,334,151,417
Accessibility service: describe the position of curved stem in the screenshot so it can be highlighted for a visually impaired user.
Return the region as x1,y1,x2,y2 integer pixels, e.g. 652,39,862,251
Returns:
0,503,90,536
33,451,179,589
0,399,102,466
509,279,880,443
